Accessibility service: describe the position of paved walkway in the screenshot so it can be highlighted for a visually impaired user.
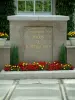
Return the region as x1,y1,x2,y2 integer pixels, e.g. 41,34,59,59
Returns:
0,79,74,100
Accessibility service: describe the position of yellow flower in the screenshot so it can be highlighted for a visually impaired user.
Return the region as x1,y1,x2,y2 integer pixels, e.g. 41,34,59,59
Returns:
5,64,7,67
68,31,75,37
39,65,41,67
64,68,65,69
25,63,28,65
42,65,44,67
5,33,8,36
61,64,63,66
22,63,25,66
1,34,4,36
41,67,43,69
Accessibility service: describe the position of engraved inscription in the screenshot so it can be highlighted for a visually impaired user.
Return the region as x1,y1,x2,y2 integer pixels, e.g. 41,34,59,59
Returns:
24,27,52,61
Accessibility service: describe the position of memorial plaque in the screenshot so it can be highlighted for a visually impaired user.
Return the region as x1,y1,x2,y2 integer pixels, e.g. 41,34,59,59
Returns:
24,27,52,62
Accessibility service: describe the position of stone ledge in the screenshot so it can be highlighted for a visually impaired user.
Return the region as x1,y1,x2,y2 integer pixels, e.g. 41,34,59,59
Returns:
0,70,75,79
0,41,10,48
7,15,69,21
66,46,75,48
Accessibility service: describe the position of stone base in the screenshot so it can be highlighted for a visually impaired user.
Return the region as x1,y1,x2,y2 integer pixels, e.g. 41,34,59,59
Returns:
0,70,75,79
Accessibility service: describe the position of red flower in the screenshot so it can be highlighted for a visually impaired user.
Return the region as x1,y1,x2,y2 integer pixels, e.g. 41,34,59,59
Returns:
18,62,26,66
70,66,74,70
18,62,28,71
26,64,39,71
47,61,62,71
20,66,25,71
38,61,46,66
4,67,11,71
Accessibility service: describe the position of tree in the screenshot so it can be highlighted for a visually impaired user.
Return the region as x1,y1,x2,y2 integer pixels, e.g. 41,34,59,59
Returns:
56,0,75,34
0,1,15,36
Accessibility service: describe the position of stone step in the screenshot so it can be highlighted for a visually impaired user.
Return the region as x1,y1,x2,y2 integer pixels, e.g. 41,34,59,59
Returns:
10,97,61,100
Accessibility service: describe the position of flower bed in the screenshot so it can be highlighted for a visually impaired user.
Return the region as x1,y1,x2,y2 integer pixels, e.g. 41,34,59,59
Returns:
4,61,74,71
0,32,9,39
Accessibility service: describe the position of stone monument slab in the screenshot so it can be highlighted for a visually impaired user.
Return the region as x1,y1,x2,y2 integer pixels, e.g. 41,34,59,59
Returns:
8,15,69,62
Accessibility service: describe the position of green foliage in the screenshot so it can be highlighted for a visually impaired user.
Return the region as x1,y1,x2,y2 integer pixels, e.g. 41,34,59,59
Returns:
18,0,51,12
35,1,43,12
44,0,51,12
26,1,33,11
56,0,75,33
10,45,19,65
0,1,15,37
59,44,67,64
18,1,25,11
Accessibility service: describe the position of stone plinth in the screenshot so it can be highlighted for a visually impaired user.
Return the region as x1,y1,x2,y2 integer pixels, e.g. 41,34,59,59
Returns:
0,41,10,70
66,46,75,67
8,15,69,62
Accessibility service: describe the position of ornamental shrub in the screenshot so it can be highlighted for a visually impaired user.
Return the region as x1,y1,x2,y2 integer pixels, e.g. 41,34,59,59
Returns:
10,45,19,65
59,44,67,64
